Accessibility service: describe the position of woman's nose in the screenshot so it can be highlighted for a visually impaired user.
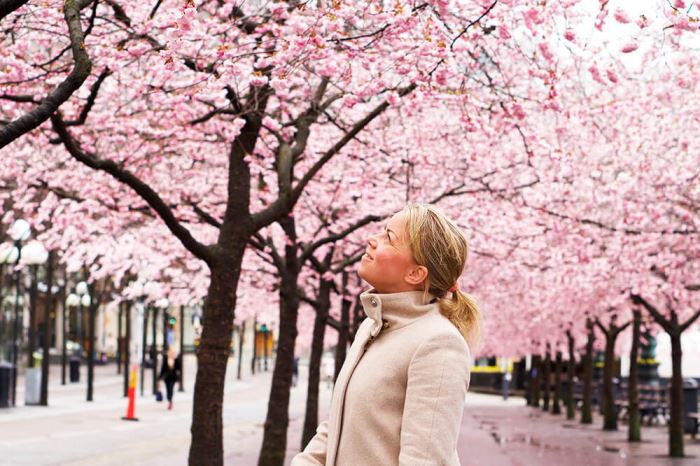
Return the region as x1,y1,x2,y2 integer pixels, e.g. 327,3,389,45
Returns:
367,236,378,248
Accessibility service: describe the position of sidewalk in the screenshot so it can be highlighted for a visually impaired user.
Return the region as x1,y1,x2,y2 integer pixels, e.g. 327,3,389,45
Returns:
2,358,699,465
458,394,700,465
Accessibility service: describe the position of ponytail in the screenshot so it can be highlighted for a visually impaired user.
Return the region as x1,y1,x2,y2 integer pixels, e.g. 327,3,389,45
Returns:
439,290,481,351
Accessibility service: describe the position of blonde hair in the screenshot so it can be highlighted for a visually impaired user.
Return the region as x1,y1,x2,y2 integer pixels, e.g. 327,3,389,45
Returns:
402,203,481,349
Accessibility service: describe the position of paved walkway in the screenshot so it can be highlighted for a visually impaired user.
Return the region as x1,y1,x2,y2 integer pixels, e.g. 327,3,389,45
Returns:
1,357,698,465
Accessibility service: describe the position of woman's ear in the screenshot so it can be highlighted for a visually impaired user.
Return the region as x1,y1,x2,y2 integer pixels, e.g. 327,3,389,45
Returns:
405,265,428,286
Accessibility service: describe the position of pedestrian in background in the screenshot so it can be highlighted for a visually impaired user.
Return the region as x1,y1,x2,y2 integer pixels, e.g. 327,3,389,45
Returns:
159,347,182,410
292,355,300,387
293,203,481,465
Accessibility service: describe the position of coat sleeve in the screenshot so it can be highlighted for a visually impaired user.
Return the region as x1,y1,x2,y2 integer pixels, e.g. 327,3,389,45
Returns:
290,420,329,466
399,333,470,465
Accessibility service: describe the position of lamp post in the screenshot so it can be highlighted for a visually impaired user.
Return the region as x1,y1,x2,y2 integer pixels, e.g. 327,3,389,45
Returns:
20,240,47,406
22,240,48,369
65,292,80,383
3,219,31,406
75,282,94,401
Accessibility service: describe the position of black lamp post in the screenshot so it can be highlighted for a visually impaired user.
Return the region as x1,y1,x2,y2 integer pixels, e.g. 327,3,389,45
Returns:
7,219,31,407
75,281,93,401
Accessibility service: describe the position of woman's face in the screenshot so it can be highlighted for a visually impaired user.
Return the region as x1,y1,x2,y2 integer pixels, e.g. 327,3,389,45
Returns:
358,211,427,293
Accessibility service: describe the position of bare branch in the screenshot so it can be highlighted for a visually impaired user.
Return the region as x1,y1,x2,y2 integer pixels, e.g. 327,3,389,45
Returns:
50,112,215,265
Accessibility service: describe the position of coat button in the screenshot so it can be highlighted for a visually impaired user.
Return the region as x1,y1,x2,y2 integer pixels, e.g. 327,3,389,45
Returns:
370,298,378,307
382,320,390,329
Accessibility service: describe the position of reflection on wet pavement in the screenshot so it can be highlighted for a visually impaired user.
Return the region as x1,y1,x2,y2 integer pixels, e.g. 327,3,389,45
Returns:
457,392,699,466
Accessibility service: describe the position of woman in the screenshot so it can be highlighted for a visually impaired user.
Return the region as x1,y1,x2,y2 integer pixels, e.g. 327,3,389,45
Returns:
293,203,480,465
159,347,182,410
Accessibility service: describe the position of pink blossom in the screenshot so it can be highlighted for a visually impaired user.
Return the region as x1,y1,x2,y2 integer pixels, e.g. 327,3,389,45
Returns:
621,42,639,53
606,69,618,83
538,42,554,62
613,8,631,24
386,91,400,107
564,29,576,42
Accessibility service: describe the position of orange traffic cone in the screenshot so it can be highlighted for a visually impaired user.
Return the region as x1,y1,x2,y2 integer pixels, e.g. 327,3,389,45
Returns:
122,364,139,421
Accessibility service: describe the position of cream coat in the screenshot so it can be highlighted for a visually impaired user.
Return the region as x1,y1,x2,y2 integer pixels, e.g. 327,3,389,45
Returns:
292,290,471,466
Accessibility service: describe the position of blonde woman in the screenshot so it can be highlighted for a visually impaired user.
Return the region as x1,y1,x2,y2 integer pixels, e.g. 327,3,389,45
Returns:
293,203,480,466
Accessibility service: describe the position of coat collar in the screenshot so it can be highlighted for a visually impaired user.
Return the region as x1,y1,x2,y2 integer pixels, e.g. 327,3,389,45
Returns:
359,289,439,337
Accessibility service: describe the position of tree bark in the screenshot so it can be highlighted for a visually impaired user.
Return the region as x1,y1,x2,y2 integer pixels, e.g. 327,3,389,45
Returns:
542,350,551,411
531,354,541,408
258,216,300,466
631,294,700,457
152,306,158,395
117,302,122,375
27,265,38,367
188,255,243,466
40,251,55,406
566,331,576,420
669,329,684,457
552,351,562,415
628,310,641,442
124,301,131,397
601,326,617,430
87,297,96,402
301,278,331,450
581,319,594,424
335,271,351,382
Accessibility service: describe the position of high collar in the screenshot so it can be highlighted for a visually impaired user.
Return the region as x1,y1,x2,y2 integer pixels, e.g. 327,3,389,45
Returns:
360,289,439,337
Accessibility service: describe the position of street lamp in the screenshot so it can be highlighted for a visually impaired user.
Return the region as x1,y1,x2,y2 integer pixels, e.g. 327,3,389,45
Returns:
21,240,48,368
64,292,80,384
2,219,31,407
20,240,48,406
75,282,94,402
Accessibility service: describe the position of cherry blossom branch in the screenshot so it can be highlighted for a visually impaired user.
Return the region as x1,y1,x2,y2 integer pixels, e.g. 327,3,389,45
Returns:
0,0,95,149
289,83,417,207
630,293,672,332
299,213,381,265
50,112,215,265
450,0,498,50
65,67,111,126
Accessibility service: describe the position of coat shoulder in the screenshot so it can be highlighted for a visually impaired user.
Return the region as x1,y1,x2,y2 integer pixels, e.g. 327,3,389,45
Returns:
409,312,470,357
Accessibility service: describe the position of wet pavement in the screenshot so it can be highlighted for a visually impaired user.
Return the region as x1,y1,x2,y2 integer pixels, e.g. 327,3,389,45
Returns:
458,393,700,465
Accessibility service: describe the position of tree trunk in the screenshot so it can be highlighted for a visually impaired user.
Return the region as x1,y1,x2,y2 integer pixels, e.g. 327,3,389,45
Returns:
628,310,641,442
179,304,185,392
531,354,541,408
335,272,351,382
668,329,684,457
152,306,158,395
40,252,55,406
581,320,594,424
141,305,148,396
566,332,576,420
552,351,562,415
28,264,38,367
542,350,551,411
87,300,96,402
302,279,331,450
602,327,617,430
188,257,242,466
124,301,131,397
117,302,123,375
259,217,300,466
